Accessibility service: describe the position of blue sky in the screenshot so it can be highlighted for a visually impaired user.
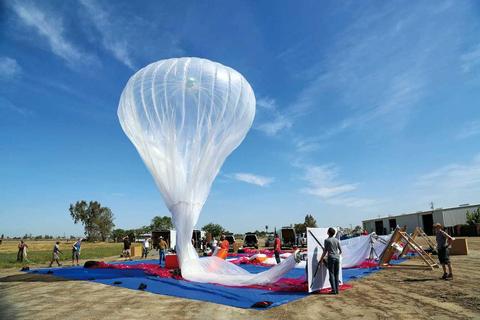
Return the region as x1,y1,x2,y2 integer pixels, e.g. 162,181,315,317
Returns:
1,1,480,237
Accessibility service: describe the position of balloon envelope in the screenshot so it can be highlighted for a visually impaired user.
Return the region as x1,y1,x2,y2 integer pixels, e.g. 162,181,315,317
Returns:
118,57,297,285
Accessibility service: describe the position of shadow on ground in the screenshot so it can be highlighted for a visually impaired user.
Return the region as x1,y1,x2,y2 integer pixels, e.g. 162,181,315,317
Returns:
0,273,69,283
0,290,18,319
402,277,439,282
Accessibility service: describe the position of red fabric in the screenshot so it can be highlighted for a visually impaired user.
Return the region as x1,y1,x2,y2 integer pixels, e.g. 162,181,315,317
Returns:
220,240,229,250
87,262,353,293
89,262,182,279
345,259,379,269
274,238,281,252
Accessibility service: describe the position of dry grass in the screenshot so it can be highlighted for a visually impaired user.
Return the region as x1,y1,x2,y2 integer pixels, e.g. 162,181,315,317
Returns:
0,240,123,268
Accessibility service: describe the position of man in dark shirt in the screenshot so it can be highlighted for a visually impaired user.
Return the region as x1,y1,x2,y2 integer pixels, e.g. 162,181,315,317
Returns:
434,223,454,280
123,236,132,261
320,228,342,294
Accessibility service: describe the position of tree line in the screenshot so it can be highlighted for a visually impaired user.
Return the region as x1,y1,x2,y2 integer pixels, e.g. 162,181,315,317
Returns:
69,200,337,242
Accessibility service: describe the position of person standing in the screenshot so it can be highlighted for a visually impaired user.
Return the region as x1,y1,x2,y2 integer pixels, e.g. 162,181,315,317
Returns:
211,237,218,253
142,237,151,259
273,233,281,264
434,223,454,280
123,236,132,261
17,240,26,262
220,235,229,251
158,236,167,266
320,228,342,294
49,241,63,267
72,238,82,266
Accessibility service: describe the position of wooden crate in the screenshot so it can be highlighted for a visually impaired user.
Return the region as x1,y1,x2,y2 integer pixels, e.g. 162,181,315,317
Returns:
130,245,142,257
450,238,468,255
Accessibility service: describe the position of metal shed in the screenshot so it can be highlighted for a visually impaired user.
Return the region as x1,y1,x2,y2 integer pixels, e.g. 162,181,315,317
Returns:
362,204,479,235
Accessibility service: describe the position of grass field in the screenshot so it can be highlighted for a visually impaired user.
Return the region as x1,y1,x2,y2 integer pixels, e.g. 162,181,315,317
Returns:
0,240,123,268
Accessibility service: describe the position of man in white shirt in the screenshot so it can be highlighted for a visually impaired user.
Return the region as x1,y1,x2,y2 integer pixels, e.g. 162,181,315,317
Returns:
142,237,151,259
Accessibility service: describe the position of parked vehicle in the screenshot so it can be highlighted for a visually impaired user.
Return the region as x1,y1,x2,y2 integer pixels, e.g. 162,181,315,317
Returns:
264,233,275,248
135,233,152,243
192,229,205,250
296,232,307,247
281,227,296,249
243,232,258,249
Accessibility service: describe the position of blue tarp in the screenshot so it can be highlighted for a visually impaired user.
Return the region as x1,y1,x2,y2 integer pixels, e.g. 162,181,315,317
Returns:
28,259,385,309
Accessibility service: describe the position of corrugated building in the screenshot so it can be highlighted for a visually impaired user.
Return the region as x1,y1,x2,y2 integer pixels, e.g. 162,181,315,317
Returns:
362,203,479,235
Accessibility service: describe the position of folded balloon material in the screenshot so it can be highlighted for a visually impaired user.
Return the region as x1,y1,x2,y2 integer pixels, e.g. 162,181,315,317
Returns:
118,57,297,285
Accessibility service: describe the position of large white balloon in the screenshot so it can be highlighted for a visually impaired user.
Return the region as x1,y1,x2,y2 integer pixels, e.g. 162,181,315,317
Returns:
118,57,297,285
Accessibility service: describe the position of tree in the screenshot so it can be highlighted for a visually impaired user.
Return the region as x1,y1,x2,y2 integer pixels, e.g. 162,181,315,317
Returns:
111,229,127,242
150,216,173,230
202,223,225,238
466,208,480,225
304,214,317,228
294,223,306,234
294,214,317,234
69,200,115,241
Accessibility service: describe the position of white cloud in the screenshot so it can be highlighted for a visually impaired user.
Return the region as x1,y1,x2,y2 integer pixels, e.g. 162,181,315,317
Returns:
79,0,135,69
461,44,480,73
10,2,95,67
256,97,277,110
457,120,480,139
254,96,292,136
0,97,32,116
416,154,480,190
299,163,376,208
300,164,357,198
410,153,480,210
294,137,321,153
303,184,357,198
232,173,274,187
256,115,292,136
285,2,472,141
0,57,21,79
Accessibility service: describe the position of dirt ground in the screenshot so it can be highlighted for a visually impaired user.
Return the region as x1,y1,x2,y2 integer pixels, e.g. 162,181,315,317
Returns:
1,238,479,320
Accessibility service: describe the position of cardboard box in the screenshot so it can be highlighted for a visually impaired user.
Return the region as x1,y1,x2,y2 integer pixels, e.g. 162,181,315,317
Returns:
450,238,468,255
131,245,142,257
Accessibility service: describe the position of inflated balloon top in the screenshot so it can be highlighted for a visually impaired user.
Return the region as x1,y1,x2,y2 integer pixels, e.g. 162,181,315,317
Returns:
118,57,255,211
118,57,255,265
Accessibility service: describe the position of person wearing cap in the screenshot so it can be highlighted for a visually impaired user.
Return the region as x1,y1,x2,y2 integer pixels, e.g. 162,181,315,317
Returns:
158,236,168,266
72,238,82,266
434,223,454,280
